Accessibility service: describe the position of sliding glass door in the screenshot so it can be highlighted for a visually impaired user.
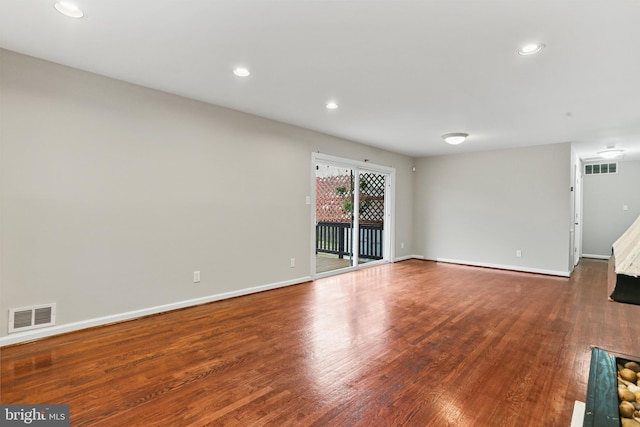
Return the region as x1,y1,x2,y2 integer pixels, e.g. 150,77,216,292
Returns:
315,163,355,274
356,170,386,266
313,154,393,276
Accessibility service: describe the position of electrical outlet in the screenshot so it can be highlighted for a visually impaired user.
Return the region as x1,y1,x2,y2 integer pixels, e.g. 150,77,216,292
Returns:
193,271,201,283
401,242,405,249
516,250,522,258
290,258,296,268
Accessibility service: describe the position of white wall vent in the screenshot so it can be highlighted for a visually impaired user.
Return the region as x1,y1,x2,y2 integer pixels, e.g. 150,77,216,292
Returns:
585,162,617,175
8,303,56,333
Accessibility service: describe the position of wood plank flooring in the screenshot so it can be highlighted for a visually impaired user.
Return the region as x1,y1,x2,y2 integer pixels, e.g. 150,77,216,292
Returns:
2,259,639,426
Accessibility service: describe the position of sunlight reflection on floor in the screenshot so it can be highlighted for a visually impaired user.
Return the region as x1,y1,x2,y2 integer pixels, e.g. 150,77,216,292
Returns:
305,272,391,395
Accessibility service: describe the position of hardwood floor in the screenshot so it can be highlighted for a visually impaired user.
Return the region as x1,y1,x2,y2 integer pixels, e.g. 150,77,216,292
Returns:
2,259,639,426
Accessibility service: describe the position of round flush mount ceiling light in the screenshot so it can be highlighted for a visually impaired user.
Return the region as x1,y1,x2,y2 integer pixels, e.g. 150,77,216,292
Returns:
442,132,469,145
54,1,85,18
518,43,545,56
598,148,624,159
233,67,251,77
325,101,339,110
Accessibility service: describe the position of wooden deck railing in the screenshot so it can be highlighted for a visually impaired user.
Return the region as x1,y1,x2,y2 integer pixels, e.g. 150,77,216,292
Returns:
316,222,383,260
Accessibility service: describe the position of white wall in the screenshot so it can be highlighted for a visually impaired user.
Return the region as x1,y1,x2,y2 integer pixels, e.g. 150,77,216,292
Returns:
413,143,572,276
0,49,415,341
582,160,640,257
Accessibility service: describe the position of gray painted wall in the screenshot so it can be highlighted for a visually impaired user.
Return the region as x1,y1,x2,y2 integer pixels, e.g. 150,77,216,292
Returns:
1,48,579,341
0,50,415,338
413,143,572,275
582,160,640,257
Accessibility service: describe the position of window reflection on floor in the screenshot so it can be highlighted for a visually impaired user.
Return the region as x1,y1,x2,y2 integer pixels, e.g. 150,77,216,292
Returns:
304,269,391,395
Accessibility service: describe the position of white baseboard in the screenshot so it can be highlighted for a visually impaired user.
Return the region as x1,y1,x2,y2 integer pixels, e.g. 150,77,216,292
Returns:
436,258,571,277
0,275,312,347
582,254,610,260
393,254,425,262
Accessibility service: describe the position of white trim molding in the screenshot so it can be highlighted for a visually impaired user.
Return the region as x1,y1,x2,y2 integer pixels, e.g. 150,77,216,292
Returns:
581,254,610,260
436,258,571,277
0,276,312,347
394,255,425,262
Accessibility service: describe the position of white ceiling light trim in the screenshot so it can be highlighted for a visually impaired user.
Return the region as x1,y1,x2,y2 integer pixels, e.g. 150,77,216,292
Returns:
233,67,251,77
54,1,84,18
442,133,468,145
325,101,339,110
518,43,545,56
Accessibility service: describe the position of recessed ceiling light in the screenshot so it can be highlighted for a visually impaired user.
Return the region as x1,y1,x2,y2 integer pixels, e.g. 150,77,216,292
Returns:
54,1,85,18
518,43,545,56
325,102,339,110
233,67,251,77
442,133,468,145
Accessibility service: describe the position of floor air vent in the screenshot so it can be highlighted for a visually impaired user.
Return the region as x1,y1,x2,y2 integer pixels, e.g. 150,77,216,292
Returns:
8,303,56,333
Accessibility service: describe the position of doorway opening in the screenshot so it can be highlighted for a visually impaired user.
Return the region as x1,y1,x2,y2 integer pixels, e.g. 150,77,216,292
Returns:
312,154,394,277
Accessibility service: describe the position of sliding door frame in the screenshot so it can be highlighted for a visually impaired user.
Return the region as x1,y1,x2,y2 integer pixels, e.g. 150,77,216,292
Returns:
311,153,396,279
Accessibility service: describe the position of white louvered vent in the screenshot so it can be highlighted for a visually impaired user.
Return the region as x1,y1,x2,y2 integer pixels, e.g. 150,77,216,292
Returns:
584,162,617,175
8,303,56,333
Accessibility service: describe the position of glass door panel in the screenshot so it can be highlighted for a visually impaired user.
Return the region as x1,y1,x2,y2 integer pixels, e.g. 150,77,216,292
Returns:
357,171,386,265
315,163,354,274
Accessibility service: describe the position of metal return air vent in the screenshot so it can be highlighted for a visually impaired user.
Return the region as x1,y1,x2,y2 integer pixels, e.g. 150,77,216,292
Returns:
8,303,56,333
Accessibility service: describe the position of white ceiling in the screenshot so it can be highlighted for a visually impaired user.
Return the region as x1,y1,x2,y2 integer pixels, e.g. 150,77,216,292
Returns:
2,0,640,160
